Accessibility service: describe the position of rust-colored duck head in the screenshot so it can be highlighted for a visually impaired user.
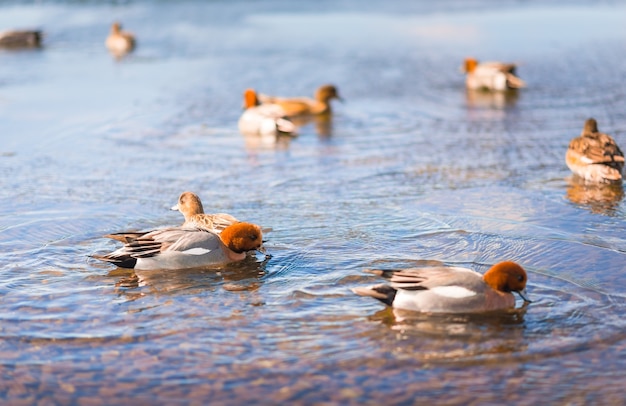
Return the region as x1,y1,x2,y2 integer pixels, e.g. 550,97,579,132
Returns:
483,261,530,302
219,222,264,254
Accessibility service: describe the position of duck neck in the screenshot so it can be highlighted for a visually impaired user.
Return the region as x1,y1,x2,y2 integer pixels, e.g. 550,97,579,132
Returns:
484,289,516,310
222,245,247,262
311,100,330,114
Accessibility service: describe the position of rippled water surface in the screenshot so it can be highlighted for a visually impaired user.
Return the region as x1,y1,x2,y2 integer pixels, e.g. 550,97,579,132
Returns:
2,0,626,403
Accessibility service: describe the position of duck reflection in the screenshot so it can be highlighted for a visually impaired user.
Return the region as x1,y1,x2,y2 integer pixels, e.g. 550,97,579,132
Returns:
465,89,520,110
371,305,528,336
566,176,624,215
110,255,268,298
367,305,528,360
242,132,295,151
290,112,334,138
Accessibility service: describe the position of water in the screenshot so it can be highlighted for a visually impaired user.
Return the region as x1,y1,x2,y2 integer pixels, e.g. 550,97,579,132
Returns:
1,0,626,403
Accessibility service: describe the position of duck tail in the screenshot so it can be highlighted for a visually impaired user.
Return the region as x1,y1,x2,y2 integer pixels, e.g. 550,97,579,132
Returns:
596,164,623,182
91,253,137,269
506,73,526,89
103,232,145,243
352,284,397,307
276,118,296,135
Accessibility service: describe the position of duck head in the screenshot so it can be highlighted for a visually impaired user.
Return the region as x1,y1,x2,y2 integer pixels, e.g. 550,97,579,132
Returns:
220,222,264,254
171,191,204,219
111,22,122,34
243,88,260,109
463,58,478,73
316,84,342,103
583,118,599,135
483,261,531,302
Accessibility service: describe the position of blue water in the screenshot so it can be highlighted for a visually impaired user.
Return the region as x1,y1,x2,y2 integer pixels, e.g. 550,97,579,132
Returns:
1,1,626,403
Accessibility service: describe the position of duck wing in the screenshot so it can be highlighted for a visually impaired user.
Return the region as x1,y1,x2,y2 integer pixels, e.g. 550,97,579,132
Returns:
365,266,483,291
569,132,624,166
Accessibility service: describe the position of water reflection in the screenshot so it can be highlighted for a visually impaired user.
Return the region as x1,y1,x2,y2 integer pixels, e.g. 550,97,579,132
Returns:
111,256,268,298
108,48,133,60
565,177,624,215
367,305,529,361
465,89,520,110
241,132,296,151
290,112,334,137
372,305,528,334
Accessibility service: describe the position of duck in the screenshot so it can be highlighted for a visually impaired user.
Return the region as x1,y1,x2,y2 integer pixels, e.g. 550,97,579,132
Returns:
105,22,135,55
94,222,264,270
171,191,239,233
462,58,525,91
238,88,297,136
258,84,342,116
353,261,531,313
0,30,42,48
566,118,624,183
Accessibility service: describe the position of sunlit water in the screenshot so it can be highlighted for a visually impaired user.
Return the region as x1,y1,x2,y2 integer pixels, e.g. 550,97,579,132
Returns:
1,1,626,403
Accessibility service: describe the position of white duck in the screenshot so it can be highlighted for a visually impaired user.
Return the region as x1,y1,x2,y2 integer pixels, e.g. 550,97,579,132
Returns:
462,58,525,91
238,88,296,136
105,22,136,56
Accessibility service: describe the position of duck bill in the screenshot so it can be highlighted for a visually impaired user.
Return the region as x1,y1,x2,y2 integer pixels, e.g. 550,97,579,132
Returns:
170,204,180,211
256,246,272,259
517,288,532,303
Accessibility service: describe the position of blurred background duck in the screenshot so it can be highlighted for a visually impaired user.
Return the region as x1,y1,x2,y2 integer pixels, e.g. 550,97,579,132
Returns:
0,29,42,48
238,88,296,136
105,22,135,56
462,58,525,91
566,118,624,183
258,84,342,116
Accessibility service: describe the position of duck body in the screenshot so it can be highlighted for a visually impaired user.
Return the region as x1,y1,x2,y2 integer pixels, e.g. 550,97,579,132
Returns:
238,89,296,136
258,84,341,117
171,191,239,233
94,222,264,270
463,58,525,91
0,30,42,48
566,118,624,183
105,22,135,55
353,261,530,313
238,104,296,136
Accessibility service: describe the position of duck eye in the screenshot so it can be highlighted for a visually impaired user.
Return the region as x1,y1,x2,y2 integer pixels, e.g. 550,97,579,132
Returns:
517,275,524,282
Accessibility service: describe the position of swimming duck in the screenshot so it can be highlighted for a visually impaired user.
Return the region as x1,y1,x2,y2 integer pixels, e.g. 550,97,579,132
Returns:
94,222,264,270
238,88,296,136
105,22,135,55
0,30,42,48
258,84,342,116
171,191,239,233
566,118,624,183
353,261,530,313
462,58,525,91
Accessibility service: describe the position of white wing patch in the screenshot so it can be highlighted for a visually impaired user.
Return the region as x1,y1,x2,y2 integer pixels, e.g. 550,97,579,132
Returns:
181,248,212,256
430,286,477,299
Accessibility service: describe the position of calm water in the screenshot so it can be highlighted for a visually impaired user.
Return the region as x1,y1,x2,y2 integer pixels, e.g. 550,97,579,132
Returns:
1,0,626,403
